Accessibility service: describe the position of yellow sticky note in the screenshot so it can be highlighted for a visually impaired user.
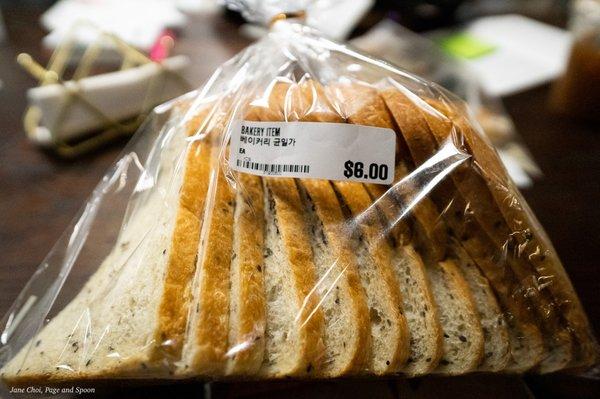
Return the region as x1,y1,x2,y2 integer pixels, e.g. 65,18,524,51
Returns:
437,33,497,59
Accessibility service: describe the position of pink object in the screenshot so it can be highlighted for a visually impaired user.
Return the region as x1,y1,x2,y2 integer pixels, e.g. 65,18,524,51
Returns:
150,29,176,61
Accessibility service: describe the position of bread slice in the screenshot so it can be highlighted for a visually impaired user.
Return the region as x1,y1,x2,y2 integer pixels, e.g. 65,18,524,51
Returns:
253,79,373,377
364,184,444,376
297,179,371,376
331,81,484,374
408,92,575,372
418,97,573,372
259,177,325,377
243,81,325,377
451,245,511,371
383,163,511,372
1,106,210,383
425,98,595,370
380,87,545,372
226,173,266,375
332,181,410,374
427,258,484,374
179,144,235,375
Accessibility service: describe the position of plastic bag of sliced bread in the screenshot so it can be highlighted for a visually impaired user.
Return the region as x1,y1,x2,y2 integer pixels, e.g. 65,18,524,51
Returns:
1,0,597,390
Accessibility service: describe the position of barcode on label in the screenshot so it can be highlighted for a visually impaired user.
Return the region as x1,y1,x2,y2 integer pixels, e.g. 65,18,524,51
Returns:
236,159,310,174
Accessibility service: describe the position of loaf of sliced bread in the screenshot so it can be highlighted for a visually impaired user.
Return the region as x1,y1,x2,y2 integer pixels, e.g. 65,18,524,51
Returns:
3,70,591,385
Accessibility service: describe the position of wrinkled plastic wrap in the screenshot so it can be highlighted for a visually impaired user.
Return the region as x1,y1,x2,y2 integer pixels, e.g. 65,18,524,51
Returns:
0,5,597,390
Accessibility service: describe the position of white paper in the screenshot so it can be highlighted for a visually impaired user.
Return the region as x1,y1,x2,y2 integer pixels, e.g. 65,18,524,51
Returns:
229,121,396,184
240,0,374,41
28,55,190,144
308,0,374,40
444,14,572,96
41,0,186,51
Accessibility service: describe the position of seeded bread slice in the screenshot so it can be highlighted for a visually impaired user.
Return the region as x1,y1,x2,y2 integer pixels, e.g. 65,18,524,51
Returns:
384,163,511,372
426,98,595,370
259,177,325,377
332,181,410,374
380,87,545,372
290,79,404,376
451,245,511,371
427,258,484,374
417,97,574,372
331,82,485,374
297,179,371,376
226,173,266,375
1,106,205,384
364,184,444,376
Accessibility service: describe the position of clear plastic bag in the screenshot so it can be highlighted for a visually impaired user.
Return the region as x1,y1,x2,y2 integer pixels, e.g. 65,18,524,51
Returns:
0,1,597,389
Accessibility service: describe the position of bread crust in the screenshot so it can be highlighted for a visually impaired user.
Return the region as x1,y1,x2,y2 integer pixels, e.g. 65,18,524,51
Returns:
187,145,235,374
226,173,266,375
153,109,213,363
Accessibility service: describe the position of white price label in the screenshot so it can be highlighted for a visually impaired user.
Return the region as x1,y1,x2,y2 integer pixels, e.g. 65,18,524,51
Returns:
228,121,396,184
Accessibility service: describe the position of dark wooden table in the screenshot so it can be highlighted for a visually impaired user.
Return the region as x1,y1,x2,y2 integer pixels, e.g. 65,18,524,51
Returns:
0,5,598,399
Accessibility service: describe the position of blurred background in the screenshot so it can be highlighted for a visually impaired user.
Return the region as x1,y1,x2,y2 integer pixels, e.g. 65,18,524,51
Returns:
0,0,598,398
